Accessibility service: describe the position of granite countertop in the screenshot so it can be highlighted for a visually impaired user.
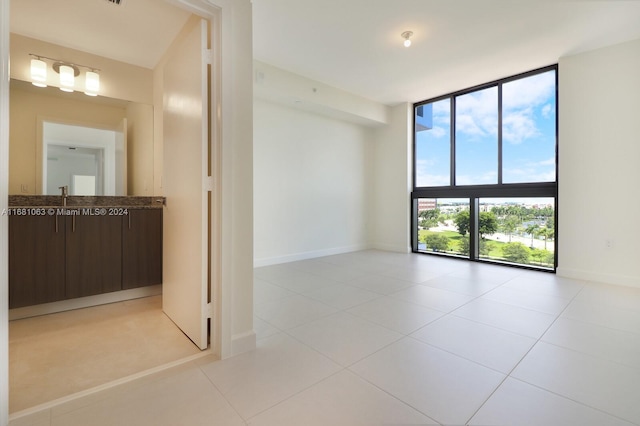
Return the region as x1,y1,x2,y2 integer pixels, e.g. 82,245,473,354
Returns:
9,195,165,209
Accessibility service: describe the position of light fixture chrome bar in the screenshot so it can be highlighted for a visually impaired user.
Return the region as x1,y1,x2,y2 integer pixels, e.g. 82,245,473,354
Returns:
28,53,101,73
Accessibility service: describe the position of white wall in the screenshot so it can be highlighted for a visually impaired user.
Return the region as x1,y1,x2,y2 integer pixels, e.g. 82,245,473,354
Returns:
255,61,388,126
557,37,640,287
126,102,154,196
371,103,412,252
254,99,372,266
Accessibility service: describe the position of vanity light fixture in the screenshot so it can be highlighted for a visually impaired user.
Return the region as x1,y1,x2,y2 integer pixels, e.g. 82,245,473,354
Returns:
84,70,100,96
401,30,413,47
28,54,101,96
55,62,78,92
30,57,47,87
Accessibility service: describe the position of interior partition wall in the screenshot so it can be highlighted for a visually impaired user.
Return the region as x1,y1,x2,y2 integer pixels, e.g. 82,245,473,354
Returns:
412,65,558,271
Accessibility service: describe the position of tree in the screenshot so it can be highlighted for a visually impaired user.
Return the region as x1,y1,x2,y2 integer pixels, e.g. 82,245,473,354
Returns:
530,248,545,265
426,233,450,252
459,235,470,255
543,251,555,266
524,224,539,248
502,242,531,264
479,211,498,238
546,216,555,230
458,235,489,256
479,238,490,256
454,210,470,236
419,208,440,229
539,227,555,250
501,215,520,242
453,210,496,239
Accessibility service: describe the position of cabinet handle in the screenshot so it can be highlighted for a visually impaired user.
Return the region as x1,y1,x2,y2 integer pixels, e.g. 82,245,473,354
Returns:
128,213,131,229
55,214,58,233
72,215,76,232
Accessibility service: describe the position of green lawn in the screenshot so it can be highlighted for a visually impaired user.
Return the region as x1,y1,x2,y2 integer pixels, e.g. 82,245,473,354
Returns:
418,229,553,267
418,229,463,253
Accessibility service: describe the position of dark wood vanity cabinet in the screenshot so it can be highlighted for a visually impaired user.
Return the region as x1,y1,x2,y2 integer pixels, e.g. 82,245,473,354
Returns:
122,209,162,289
9,214,66,309
8,207,163,309
65,214,123,299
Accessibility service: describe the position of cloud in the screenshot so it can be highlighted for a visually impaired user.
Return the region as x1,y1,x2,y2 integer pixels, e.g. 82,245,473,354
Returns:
456,170,497,186
417,174,450,187
504,166,555,183
433,99,451,116
502,155,556,183
537,157,555,166
452,70,555,145
429,126,447,139
415,159,449,186
456,114,488,137
455,87,498,141
502,71,555,112
503,109,538,144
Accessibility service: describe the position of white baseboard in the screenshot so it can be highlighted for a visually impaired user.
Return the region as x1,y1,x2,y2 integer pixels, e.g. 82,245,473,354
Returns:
9,285,162,320
556,267,640,289
253,243,370,267
231,330,256,357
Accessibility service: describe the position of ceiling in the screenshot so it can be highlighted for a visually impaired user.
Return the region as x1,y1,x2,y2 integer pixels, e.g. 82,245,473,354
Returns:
252,0,640,105
10,0,640,106
9,0,191,69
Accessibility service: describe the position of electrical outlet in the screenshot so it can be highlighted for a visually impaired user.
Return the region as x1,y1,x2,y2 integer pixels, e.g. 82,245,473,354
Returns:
21,184,28,193
605,239,613,248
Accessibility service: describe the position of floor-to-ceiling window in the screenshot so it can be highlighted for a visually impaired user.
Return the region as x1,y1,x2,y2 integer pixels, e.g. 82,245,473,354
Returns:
412,66,557,270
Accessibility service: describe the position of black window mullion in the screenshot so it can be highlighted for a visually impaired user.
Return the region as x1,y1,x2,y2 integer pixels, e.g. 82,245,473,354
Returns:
497,84,503,185
450,96,456,186
411,106,418,189
469,197,479,260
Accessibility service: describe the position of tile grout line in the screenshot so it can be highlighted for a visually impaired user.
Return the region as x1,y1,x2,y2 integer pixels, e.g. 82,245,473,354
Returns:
462,279,588,425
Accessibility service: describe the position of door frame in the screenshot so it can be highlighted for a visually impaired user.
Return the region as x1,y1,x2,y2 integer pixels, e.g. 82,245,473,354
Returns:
1,0,10,423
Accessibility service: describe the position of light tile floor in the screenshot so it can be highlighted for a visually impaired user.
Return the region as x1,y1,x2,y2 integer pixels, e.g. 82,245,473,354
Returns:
10,250,640,425
9,295,201,413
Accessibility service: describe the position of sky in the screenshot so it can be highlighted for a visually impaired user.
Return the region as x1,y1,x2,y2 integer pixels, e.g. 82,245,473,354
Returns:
415,70,556,187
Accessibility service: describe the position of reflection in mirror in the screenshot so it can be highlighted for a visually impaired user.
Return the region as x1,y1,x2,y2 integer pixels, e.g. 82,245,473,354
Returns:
43,121,126,195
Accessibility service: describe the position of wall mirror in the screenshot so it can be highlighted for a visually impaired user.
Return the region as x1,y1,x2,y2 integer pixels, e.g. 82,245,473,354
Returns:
9,78,153,196
41,120,126,196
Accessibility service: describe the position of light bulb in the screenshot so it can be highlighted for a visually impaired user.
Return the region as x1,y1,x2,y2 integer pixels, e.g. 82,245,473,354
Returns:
84,71,100,96
401,31,414,48
30,58,47,87
59,65,75,92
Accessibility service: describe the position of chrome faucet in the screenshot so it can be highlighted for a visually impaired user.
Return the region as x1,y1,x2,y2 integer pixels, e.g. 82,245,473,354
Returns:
59,185,68,206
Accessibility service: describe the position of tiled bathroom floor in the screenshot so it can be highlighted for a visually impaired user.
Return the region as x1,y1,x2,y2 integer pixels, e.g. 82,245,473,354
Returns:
10,250,640,425
9,295,201,413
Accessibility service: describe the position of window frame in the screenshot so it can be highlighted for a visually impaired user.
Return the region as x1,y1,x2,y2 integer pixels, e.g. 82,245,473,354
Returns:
411,65,558,271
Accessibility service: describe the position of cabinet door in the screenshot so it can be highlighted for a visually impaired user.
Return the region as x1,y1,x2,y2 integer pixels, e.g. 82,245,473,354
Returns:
9,214,66,309
65,214,122,299
122,209,162,289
